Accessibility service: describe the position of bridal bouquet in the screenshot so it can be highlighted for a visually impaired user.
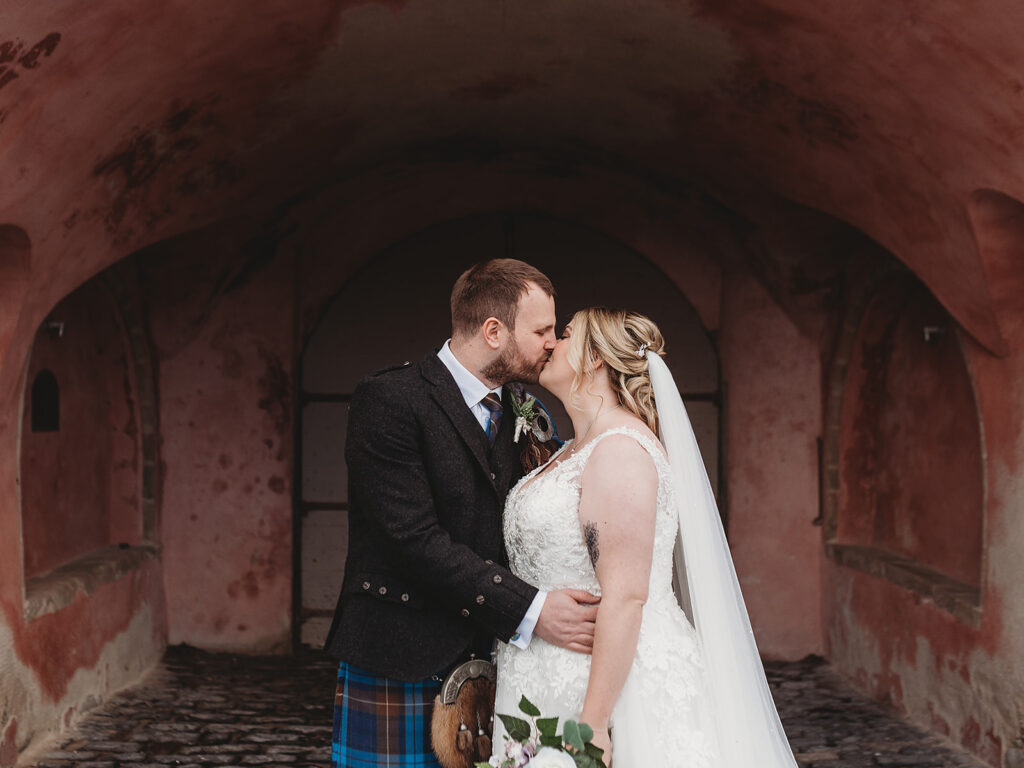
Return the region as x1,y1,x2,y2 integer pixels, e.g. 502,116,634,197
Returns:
476,696,607,768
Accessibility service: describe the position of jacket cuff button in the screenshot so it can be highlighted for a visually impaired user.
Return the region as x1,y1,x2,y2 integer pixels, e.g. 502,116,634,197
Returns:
362,582,371,590
492,575,502,584
401,593,410,602
475,595,485,605
379,586,387,595
460,608,470,617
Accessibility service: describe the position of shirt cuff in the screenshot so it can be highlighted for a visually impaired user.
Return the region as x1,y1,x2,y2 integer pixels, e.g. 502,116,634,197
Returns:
509,590,547,649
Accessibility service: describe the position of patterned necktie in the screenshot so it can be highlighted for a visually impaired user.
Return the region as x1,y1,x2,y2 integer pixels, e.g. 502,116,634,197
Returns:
480,392,503,444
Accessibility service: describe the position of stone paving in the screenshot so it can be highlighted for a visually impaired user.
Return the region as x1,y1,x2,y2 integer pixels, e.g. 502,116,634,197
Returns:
21,647,989,768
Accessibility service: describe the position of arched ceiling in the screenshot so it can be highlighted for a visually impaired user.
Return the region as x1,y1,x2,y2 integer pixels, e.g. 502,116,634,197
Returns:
1,0,1021,352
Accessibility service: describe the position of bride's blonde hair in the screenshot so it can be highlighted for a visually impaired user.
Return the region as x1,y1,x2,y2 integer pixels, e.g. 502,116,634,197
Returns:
566,307,666,432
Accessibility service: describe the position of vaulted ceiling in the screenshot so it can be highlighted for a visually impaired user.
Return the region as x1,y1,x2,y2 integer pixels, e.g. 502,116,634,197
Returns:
1,0,1021,352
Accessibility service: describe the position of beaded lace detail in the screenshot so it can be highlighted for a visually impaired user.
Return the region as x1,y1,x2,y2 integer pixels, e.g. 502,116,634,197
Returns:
493,427,717,767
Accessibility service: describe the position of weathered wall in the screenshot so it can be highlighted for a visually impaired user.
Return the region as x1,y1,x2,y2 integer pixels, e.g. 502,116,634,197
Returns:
824,263,1024,766
0,272,165,765
720,268,824,660
141,223,296,653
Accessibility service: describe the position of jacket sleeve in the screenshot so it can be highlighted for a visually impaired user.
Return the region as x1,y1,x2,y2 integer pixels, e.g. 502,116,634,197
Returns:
345,374,538,641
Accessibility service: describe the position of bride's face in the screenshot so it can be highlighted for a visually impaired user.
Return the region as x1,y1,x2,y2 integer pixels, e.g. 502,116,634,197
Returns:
539,322,576,395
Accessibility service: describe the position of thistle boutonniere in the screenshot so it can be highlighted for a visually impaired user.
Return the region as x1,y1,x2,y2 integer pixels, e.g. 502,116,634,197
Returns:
508,385,559,472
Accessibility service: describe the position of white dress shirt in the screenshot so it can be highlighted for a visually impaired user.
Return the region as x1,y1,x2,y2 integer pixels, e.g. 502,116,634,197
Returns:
437,340,546,649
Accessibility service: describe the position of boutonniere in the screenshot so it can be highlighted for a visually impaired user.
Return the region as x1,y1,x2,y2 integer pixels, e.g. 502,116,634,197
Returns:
509,385,558,472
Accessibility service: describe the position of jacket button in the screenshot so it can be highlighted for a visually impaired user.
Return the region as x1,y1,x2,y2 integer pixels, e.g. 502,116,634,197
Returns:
401,593,410,602
379,586,387,595
484,560,494,565
492,575,502,584
490,472,496,480
362,582,371,590
476,595,485,605
460,608,470,617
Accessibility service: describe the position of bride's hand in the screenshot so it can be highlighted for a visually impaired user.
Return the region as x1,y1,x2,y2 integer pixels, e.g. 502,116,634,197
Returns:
589,727,612,767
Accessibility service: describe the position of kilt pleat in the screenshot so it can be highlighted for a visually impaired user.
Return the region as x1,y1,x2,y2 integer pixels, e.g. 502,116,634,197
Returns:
332,661,443,767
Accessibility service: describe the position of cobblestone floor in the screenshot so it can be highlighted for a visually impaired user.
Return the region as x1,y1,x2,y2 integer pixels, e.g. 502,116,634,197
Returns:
21,647,989,768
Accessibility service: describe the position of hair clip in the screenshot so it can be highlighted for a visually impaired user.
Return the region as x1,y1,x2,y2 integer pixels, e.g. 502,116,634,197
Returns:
635,342,650,358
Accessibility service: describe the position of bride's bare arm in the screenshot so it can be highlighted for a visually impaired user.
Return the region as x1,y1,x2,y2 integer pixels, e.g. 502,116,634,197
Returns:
577,436,659,738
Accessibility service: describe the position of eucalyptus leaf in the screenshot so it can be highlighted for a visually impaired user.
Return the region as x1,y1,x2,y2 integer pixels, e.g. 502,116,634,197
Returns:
497,714,532,743
577,722,594,743
563,720,585,751
536,716,559,737
518,695,541,717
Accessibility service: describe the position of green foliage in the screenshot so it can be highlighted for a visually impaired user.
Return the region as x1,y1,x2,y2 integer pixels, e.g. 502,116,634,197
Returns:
562,720,585,752
491,702,607,768
518,695,541,718
498,714,532,743
536,717,559,737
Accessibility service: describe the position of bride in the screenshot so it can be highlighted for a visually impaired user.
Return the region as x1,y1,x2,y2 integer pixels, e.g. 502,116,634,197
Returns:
491,308,798,768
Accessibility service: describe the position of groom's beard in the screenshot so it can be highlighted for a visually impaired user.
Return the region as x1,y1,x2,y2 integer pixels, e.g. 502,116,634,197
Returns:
482,338,548,385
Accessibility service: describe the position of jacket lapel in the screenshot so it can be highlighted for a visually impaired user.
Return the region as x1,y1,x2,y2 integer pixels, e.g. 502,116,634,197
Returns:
420,353,494,483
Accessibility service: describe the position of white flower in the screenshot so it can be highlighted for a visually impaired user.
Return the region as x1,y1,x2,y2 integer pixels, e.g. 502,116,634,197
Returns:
514,415,527,443
529,747,576,768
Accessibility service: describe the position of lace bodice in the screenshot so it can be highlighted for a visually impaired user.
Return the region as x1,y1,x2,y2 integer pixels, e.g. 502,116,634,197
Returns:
504,426,680,604
494,427,717,767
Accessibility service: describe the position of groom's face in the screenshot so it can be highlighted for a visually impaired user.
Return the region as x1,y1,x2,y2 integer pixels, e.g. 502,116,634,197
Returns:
483,283,557,385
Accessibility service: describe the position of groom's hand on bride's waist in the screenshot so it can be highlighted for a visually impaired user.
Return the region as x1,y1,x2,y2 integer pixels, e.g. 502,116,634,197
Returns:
533,588,600,654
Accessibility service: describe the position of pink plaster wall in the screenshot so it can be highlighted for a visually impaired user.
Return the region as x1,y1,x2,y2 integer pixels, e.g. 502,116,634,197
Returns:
719,268,823,660
143,226,295,652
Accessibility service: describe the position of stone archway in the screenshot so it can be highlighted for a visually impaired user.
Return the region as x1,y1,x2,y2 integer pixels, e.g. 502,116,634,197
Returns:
295,211,720,646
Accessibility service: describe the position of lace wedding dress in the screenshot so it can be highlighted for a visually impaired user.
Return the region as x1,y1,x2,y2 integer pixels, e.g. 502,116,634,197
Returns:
492,427,719,767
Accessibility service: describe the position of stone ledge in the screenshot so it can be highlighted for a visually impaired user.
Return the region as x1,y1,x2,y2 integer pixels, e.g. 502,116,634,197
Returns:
24,545,159,621
826,542,981,627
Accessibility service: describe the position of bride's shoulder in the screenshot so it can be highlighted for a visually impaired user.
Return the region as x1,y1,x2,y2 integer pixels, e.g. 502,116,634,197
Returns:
582,423,661,480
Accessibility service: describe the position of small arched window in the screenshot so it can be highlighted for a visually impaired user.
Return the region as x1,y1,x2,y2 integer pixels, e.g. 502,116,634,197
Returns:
31,369,59,432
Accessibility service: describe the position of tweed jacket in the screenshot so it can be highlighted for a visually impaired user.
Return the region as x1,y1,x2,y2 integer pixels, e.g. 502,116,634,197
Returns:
324,352,539,682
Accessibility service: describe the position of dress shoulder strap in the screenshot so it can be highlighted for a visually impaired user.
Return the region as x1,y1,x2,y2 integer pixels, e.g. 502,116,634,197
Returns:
573,426,668,471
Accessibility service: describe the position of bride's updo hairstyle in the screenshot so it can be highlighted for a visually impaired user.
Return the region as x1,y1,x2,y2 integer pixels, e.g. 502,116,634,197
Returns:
566,307,666,432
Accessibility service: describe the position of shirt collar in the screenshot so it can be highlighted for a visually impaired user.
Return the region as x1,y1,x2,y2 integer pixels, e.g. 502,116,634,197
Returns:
437,340,502,409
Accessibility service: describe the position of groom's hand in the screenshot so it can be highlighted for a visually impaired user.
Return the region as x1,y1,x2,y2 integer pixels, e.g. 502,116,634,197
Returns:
534,588,600,654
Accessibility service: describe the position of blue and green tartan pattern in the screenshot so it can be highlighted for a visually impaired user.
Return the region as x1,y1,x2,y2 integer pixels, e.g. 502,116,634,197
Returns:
332,661,443,767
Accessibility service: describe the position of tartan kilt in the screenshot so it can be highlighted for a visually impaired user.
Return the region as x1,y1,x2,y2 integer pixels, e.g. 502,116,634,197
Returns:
332,661,443,768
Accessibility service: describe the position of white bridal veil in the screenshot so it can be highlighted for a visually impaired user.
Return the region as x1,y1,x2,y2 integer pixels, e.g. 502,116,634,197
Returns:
647,351,798,768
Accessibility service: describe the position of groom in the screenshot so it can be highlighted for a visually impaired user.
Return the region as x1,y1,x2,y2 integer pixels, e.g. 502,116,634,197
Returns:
325,258,599,767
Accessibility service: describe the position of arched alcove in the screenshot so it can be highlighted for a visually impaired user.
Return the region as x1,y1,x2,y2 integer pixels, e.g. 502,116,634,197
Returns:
295,211,720,646
18,270,158,618
827,275,984,623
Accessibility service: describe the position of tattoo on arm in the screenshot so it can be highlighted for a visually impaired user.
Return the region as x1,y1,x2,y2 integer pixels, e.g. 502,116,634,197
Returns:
583,522,600,567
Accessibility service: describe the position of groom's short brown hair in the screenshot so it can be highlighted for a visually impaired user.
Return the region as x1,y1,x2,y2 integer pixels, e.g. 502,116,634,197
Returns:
450,259,555,336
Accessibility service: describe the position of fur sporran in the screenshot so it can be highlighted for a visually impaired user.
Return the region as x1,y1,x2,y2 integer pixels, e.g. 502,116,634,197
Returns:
430,659,496,768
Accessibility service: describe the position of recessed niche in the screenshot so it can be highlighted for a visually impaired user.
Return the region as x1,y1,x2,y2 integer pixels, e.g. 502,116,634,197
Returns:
833,276,984,619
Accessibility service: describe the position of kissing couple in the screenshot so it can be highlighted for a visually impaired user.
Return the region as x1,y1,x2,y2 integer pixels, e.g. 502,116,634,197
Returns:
324,259,798,768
